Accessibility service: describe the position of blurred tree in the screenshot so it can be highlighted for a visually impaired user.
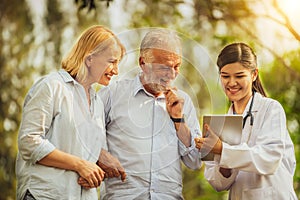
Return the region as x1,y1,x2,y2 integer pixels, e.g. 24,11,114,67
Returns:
1,0,299,199
76,0,113,10
0,0,108,199
0,0,34,199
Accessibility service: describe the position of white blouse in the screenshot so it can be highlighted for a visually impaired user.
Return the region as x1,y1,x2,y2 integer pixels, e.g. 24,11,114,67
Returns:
16,69,106,200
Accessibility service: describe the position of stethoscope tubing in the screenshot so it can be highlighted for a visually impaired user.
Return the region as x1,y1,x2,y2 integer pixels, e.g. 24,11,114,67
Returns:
242,91,255,129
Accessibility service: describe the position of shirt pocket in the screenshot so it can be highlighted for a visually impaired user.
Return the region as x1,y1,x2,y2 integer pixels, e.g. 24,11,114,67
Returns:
242,186,274,200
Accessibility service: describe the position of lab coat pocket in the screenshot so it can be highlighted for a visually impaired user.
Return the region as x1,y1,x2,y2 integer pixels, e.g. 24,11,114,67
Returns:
245,127,259,147
242,186,274,200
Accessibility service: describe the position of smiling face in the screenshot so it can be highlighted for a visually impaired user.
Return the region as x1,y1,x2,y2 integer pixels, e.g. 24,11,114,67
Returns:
87,41,122,86
220,62,258,107
140,49,181,96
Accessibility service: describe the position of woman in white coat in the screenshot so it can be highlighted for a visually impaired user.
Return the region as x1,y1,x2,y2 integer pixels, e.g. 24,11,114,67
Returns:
195,43,297,200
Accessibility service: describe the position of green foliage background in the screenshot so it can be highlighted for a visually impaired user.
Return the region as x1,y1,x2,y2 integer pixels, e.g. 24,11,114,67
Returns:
0,0,299,199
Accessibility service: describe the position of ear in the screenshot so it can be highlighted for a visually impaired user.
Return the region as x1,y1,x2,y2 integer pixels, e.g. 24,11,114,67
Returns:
252,68,258,82
139,57,146,71
85,55,92,67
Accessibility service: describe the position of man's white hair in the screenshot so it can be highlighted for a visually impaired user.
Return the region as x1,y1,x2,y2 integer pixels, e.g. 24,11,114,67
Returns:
140,29,182,57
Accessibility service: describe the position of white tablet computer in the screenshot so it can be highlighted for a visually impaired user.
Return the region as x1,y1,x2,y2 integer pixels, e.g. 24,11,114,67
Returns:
201,114,243,161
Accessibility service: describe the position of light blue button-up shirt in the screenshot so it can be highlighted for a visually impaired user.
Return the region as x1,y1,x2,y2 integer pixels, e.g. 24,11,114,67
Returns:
99,75,202,200
16,69,106,200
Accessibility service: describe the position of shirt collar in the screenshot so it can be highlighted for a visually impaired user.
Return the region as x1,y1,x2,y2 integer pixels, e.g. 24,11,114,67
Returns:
229,92,264,116
132,74,145,96
58,69,78,84
243,92,264,114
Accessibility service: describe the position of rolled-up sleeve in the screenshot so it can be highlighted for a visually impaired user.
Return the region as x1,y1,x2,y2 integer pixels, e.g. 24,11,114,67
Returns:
18,79,56,164
179,92,202,169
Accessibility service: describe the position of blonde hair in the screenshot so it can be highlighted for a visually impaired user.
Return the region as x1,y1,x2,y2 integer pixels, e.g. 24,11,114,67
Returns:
62,25,125,82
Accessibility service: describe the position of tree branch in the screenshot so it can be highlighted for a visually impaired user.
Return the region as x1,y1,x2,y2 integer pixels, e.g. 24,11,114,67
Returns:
272,0,300,41
235,19,300,81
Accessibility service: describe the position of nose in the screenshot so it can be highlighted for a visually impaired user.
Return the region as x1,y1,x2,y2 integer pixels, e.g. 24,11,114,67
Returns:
166,67,177,80
111,63,118,75
228,77,237,86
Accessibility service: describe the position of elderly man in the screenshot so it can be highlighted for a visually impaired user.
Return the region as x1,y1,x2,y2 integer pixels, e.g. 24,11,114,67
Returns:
81,29,202,199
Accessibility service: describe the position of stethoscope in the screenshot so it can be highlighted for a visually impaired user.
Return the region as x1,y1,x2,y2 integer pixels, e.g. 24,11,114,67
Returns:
242,91,255,129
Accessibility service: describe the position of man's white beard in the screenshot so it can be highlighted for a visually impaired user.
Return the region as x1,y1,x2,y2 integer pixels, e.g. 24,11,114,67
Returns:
143,74,171,93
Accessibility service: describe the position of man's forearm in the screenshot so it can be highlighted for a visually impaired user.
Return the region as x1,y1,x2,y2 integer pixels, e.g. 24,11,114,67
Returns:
174,122,191,147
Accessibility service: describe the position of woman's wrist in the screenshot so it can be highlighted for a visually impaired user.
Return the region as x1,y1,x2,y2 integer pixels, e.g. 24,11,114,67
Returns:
213,139,223,154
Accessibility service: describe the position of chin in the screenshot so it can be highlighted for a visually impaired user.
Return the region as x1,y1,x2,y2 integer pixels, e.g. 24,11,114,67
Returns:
228,97,237,102
226,93,239,102
99,75,111,85
99,80,109,86
155,84,168,92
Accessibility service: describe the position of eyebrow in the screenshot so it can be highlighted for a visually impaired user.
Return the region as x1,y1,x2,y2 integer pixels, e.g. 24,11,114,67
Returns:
220,71,246,75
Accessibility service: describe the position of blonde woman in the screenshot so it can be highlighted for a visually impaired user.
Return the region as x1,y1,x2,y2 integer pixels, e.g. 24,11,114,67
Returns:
16,25,125,200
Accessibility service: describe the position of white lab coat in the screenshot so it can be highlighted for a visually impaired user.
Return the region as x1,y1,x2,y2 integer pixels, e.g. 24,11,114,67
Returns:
204,92,297,200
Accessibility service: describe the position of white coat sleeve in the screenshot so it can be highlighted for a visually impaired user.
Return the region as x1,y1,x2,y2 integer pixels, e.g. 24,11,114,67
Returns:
219,101,285,175
204,155,238,191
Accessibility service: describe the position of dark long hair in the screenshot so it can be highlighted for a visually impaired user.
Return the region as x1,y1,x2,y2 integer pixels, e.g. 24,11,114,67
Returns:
216,42,267,97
